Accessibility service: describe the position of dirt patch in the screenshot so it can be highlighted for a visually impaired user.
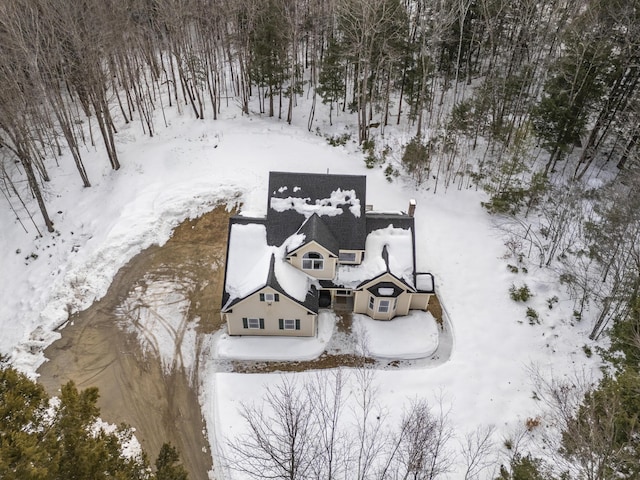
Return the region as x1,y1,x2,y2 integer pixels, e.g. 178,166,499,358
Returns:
37,205,234,480
231,353,376,373
427,295,444,327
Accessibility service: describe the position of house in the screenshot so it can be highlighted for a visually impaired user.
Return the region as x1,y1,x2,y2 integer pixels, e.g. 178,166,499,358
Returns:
220,172,435,336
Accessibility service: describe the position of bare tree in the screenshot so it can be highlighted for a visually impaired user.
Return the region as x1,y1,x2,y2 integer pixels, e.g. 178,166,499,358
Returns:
306,370,350,480
389,398,454,480
460,425,497,480
227,376,318,480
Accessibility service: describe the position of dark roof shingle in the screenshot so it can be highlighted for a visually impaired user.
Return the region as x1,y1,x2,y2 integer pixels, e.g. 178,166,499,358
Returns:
267,172,367,250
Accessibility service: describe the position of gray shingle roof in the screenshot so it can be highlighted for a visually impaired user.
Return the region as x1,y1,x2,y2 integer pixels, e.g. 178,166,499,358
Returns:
267,172,367,250
365,212,415,234
293,213,339,256
366,281,405,298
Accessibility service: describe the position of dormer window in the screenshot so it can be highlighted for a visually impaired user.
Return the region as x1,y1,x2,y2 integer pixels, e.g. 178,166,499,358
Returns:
302,252,324,270
339,252,356,262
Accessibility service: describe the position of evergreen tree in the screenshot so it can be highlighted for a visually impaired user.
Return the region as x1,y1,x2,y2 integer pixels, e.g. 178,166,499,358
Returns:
496,454,555,480
0,366,188,480
531,10,615,174
317,38,346,125
156,443,188,480
402,135,431,185
248,0,290,117
0,367,51,480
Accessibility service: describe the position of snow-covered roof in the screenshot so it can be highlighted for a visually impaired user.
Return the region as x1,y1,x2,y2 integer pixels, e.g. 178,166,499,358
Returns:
415,273,435,293
270,188,361,218
222,221,316,311
335,225,415,289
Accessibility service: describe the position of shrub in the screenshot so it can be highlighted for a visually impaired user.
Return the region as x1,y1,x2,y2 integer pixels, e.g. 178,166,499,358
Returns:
402,136,431,184
510,284,532,302
525,417,541,431
582,345,592,358
526,307,540,325
481,187,527,215
546,296,559,309
507,264,519,273
326,132,351,146
362,139,382,169
384,164,399,182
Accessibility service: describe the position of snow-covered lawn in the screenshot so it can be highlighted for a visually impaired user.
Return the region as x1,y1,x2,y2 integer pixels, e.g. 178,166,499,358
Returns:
1,101,602,479
353,311,440,359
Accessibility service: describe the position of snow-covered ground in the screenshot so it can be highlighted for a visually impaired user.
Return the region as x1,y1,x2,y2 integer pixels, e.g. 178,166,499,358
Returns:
1,100,602,479
353,311,439,359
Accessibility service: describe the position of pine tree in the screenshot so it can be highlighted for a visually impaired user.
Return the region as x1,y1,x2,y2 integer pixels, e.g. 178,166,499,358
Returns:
0,366,188,480
317,38,346,125
156,443,188,480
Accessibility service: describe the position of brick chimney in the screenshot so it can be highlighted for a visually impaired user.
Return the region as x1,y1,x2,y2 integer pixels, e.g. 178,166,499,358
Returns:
408,199,416,217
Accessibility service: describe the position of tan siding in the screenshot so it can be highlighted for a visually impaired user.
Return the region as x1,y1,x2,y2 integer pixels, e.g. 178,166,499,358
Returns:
286,241,336,280
354,273,418,320
225,287,316,336
396,294,412,316
410,293,431,311
353,291,369,314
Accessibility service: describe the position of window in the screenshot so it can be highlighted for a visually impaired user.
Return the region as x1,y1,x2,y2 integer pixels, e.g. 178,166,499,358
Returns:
378,300,390,313
279,319,301,330
339,251,357,263
378,287,395,296
259,293,280,302
369,296,375,310
243,318,264,329
335,289,353,296
302,252,324,270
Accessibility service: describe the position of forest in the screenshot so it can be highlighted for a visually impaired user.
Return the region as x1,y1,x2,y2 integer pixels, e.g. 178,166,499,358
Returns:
0,0,639,478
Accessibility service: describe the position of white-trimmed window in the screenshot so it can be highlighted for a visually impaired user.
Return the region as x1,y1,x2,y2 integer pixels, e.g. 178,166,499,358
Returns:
335,289,353,296
279,319,301,330
302,252,324,270
339,251,357,263
378,300,390,313
368,296,375,310
378,287,395,296
243,318,264,329
260,292,280,302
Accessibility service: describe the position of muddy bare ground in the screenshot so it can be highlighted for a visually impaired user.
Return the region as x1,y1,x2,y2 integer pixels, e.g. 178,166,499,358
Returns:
38,205,233,480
